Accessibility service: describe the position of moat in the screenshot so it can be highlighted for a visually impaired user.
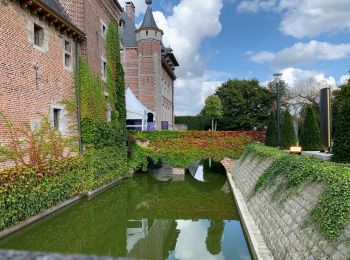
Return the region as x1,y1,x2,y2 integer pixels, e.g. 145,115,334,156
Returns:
0,160,251,260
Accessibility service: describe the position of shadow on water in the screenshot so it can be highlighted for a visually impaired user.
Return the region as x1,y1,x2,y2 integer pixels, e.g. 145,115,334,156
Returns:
0,159,251,260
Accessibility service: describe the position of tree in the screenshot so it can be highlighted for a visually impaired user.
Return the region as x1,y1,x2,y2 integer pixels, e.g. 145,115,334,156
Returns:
332,83,350,162
206,220,224,255
201,95,223,131
280,110,296,149
267,79,290,111
299,105,321,151
265,112,277,147
215,79,273,130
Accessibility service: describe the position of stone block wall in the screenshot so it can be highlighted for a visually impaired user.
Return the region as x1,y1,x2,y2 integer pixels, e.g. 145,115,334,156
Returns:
231,154,350,260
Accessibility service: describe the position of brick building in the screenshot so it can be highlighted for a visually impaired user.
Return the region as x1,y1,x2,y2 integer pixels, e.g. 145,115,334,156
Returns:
0,0,84,144
0,0,123,138
120,0,179,130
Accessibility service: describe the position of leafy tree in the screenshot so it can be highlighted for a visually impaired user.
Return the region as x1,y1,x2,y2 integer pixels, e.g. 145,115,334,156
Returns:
201,95,223,131
106,22,126,142
215,79,273,130
267,79,290,111
265,112,277,147
280,110,296,149
206,220,224,255
299,105,321,151
332,83,350,162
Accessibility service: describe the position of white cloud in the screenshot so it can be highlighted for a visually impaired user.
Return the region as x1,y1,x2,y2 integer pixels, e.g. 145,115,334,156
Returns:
174,72,224,115
237,0,350,38
237,0,277,13
278,67,336,89
340,75,350,85
248,40,350,67
248,51,275,63
151,0,224,115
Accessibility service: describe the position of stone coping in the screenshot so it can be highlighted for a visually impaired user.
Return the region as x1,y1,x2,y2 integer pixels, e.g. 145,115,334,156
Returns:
0,250,138,260
225,160,274,260
301,151,333,161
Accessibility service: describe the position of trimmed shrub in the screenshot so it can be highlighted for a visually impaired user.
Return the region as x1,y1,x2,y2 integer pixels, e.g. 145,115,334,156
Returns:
332,85,350,163
280,110,296,149
299,105,321,151
265,112,277,147
175,116,205,130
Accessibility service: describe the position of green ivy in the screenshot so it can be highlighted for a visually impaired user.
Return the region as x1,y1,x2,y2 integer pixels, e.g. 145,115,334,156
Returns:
247,144,350,240
0,146,130,231
106,22,126,140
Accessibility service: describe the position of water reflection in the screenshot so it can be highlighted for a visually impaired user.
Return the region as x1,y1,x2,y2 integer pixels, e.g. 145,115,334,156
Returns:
0,160,251,260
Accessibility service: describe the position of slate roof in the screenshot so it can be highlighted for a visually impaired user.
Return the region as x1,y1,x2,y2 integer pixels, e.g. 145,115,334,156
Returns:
41,0,70,21
139,5,159,29
120,12,137,47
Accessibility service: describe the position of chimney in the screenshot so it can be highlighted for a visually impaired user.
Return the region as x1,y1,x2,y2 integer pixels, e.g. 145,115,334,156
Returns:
125,2,135,25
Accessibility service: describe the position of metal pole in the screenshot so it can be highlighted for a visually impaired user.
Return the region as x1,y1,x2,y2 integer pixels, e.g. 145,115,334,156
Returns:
273,73,282,148
276,79,281,148
75,40,83,156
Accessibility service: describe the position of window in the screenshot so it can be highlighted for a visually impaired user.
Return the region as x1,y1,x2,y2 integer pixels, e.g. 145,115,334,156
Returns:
100,20,107,39
146,30,148,36
53,109,61,130
64,40,72,68
34,24,44,47
102,60,107,79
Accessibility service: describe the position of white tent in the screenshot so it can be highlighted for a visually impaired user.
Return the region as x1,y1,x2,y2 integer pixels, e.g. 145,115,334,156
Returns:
126,88,156,131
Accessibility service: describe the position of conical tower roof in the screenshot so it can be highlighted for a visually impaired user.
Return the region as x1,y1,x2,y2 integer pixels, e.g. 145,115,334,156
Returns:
139,0,159,29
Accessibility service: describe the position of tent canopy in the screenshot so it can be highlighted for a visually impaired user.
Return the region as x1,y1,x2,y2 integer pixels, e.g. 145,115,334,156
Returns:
126,88,155,120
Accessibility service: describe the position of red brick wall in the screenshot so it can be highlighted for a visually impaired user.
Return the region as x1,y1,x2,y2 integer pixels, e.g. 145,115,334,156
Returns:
0,3,77,168
122,48,138,96
0,3,75,136
137,39,162,112
58,0,122,76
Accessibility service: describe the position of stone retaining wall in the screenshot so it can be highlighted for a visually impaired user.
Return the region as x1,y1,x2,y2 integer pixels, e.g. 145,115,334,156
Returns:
231,154,350,260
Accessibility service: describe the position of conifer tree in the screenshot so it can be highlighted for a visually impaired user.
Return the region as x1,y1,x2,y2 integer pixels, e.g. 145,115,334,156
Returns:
265,112,277,147
332,84,350,162
299,105,321,151
281,110,296,149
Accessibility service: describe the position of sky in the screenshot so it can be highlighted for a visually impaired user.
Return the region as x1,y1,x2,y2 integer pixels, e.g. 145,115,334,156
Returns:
123,0,350,115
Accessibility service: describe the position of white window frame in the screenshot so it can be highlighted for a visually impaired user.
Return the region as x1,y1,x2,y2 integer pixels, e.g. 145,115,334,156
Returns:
28,19,48,53
101,54,107,81
63,38,73,71
100,20,107,39
49,104,67,135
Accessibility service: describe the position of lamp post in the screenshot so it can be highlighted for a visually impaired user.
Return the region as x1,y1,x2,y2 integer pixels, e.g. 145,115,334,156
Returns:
273,73,283,148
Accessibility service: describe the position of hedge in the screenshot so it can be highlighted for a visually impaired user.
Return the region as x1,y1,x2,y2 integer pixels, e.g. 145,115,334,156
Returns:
174,116,206,130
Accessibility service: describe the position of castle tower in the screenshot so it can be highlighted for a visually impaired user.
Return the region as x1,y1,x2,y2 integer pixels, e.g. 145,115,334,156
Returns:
136,0,164,129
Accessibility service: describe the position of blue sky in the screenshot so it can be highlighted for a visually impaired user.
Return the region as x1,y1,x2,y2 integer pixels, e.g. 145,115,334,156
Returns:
125,0,350,115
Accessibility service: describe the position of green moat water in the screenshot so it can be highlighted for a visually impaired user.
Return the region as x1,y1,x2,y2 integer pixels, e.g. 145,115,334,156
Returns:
0,160,251,260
